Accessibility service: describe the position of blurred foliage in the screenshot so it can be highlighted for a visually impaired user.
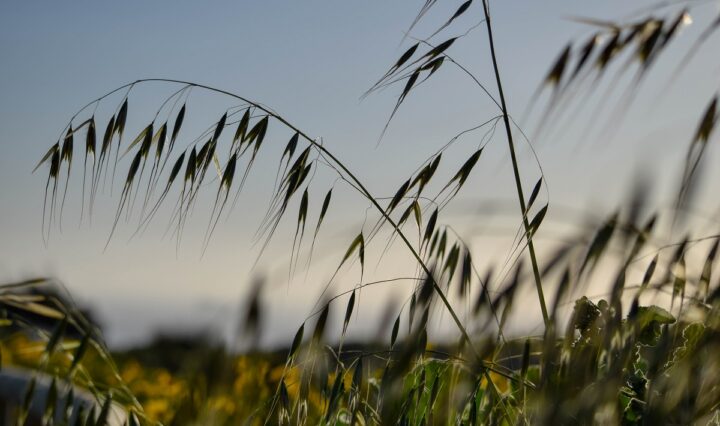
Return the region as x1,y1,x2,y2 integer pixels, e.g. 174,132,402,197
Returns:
2,288,719,425
10,0,720,424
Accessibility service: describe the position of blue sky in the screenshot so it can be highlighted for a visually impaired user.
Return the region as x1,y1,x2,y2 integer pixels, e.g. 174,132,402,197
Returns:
1,1,718,347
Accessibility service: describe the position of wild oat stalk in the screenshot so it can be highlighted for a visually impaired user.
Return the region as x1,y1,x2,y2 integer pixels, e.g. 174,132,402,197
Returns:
26,0,720,424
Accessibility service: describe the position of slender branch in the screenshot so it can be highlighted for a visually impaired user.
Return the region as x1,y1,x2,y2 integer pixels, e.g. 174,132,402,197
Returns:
479,2,550,326
68,78,484,362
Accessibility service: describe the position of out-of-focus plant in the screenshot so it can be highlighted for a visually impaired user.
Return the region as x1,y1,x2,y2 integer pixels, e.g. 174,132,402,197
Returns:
21,0,720,424
0,277,144,424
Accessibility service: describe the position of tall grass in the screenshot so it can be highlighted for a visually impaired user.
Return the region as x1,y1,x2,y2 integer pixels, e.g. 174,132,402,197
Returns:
17,0,720,424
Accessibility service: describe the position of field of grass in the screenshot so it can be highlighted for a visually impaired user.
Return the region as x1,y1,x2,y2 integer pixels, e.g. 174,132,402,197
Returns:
3,1,720,425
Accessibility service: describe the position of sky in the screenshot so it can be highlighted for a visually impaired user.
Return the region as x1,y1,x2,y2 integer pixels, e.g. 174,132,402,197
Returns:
1,0,719,348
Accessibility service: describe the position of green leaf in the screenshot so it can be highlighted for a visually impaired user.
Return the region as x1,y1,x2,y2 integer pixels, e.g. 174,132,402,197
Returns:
20,378,36,425
420,56,445,77
125,124,152,155
391,315,400,347
279,380,290,411
521,339,530,379
95,393,112,426
114,99,128,138
313,303,330,343
436,229,448,259
395,43,419,69
442,148,482,193
638,305,675,325
168,153,186,185
412,201,422,230
528,204,548,238
422,209,438,249
459,249,472,297
185,148,197,182
596,32,621,70
637,22,663,65
636,305,676,346
61,127,74,163
315,189,332,236
325,371,345,421
212,112,227,143
343,291,355,334
233,109,250,147
425,38,456,59
639,254,658,294
128,412,140,426
341,233,365,273
171,104,186,146
62,387,75,424
196,139,211,168
431,0,472,38
289,323,304,358
570,34,599,82
693,96,717,145
387,179,410,213
297,189,309,233
352,358,363,391
442,243,460,283
400,69,421,102
45,315,68,354
246,116,269,149
126,150,143,183
85,117,96,157
410,154,441,195
580,213,618,274
42,378,57,425
409,293,416,332
70,332,91,373
572,296,601,336
33,143,60,173
699,239,718,301
397,203,413,227
221,153,237,189
544,44,572,86
526,178,542,212
153,122,167,158
281,132,300,162
139,123,154,158
671,322,705,363
100,115,116,156
671,256,686,304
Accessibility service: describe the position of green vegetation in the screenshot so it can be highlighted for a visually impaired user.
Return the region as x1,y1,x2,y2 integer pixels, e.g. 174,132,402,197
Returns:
5,1,720,424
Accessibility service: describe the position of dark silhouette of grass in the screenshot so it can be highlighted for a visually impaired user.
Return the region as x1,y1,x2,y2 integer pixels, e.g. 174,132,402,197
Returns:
17,1,720,424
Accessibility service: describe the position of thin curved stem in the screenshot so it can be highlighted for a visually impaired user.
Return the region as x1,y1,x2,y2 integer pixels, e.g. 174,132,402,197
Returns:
72,78,483,362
